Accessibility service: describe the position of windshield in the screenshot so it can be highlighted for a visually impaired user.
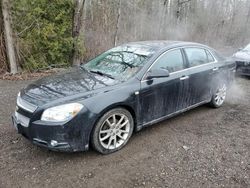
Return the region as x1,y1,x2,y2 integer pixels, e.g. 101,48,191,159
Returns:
82,45,155,81
244,44,250,51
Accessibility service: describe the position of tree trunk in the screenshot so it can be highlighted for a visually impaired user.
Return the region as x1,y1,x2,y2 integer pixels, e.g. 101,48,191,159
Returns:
72,0,85,66
2,0,18,74
114,0,122,47
243,1,250,44
176,0,181,23
0,2,7,72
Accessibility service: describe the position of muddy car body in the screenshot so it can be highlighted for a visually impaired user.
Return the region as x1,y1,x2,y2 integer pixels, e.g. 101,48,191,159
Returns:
233,43,250,76
12,41,236,154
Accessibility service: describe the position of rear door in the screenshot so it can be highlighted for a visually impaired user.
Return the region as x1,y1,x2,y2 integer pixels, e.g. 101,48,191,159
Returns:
183,47,218,105
139,48,189,124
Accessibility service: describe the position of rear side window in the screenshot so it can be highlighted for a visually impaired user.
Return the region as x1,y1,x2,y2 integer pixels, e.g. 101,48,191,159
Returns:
244,44,250,51
152,49,184,73
185,48,208,67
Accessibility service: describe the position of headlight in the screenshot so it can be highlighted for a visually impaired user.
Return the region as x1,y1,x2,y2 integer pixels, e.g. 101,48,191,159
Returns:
41,103,83,122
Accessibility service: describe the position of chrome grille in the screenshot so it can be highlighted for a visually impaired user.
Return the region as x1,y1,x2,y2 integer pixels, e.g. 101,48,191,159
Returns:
17,95,37,113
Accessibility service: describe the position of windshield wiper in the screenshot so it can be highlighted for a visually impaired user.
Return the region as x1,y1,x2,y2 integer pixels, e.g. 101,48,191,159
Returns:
89,70,115,80
80,66,89,72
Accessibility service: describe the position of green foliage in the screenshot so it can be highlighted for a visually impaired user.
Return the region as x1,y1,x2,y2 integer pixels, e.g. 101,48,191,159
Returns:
11,0,74,71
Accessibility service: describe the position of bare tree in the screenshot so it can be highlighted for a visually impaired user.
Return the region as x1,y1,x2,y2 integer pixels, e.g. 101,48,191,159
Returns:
72,0,85,66
176,0,191,23
13,0,250,68
2,0,249,73
2,0,18,74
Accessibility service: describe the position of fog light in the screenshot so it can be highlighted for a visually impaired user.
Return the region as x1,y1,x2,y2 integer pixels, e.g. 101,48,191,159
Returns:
51,140,58,147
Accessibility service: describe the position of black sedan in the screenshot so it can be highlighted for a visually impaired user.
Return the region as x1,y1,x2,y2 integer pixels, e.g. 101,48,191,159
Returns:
233,43,250,76
12,41,236,154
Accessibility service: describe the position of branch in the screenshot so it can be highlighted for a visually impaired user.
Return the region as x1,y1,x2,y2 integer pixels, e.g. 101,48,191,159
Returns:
179,0,191,5
17,20,36,36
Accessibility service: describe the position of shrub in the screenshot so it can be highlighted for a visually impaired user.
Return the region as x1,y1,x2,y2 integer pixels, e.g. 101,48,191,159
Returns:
11,0,73,71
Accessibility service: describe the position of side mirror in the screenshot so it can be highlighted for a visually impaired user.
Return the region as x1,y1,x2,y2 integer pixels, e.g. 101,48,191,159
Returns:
146,69,170,80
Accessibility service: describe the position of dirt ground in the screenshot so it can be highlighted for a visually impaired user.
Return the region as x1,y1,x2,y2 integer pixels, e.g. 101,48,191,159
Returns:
0,76,249,188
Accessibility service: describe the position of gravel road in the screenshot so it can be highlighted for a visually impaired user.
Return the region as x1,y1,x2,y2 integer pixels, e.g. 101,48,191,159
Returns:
0,77,249,188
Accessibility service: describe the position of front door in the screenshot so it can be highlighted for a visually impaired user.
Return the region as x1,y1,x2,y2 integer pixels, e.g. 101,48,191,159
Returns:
139,49,189,125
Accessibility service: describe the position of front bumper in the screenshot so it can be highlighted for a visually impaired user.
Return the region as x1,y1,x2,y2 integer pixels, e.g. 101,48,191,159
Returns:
236,61,250,76
12,109,94,152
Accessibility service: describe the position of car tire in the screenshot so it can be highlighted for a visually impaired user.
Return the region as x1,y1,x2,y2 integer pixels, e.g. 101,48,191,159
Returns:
91,108,134,154
209,83,227,108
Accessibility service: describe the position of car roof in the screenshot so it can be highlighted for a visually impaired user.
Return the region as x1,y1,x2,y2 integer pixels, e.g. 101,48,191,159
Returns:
123,40,208,51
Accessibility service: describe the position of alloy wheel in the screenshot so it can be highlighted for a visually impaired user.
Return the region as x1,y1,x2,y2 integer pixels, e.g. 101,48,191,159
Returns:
214,84,227,106
99,113,130,150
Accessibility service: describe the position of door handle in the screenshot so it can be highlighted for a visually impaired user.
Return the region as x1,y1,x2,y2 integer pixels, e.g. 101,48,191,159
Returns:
212,67,219,71
180,75,189,81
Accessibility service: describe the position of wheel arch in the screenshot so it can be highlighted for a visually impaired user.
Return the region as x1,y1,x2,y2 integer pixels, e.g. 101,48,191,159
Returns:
89,103,138,146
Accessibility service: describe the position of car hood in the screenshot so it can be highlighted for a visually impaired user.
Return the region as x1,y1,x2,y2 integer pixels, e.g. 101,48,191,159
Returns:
21,68,119,106
234,51,250,61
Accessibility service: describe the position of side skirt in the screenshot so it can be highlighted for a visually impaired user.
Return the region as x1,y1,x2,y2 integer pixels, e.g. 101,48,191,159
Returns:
136,100,210,131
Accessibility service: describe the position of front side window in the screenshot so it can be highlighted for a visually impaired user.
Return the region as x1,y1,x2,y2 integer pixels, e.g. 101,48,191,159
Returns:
152,49,184,73
185,48,208,67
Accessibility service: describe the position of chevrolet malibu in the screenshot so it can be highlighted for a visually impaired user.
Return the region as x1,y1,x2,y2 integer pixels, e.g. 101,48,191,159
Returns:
12,41,236,154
